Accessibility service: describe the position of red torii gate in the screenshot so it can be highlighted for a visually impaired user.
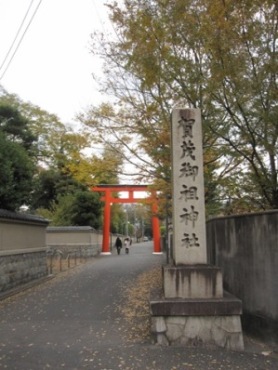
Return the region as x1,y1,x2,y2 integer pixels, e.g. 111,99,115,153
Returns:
92,184,161,255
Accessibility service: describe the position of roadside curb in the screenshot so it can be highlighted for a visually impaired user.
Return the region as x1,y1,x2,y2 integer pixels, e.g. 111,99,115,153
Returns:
0,274,55,301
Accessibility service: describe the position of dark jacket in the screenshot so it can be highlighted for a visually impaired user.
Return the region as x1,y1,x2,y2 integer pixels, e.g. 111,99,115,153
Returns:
115,237,122,248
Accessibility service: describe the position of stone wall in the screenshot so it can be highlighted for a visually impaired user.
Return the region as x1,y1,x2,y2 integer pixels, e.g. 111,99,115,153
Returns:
46,226,102,257
46,227,124,257
206,210,278,340
0,209,49,294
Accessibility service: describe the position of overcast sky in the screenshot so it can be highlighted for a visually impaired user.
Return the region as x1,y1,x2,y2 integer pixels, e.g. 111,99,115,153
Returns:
0,0,113,126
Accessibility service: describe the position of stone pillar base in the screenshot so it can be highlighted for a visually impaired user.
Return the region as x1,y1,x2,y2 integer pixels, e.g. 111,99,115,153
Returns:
151,314,244,350
163,265,223,299
150,291,244,351
150,264,244,351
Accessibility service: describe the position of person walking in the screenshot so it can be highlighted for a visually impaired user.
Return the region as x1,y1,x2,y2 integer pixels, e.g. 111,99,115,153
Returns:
124,237,132,254
115,236,122,255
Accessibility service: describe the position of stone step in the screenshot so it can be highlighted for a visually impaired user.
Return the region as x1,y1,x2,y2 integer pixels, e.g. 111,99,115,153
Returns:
150,291,242,316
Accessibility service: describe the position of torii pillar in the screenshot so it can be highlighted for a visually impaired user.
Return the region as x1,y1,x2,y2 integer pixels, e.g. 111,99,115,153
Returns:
92,185,162,255
102,190,112,255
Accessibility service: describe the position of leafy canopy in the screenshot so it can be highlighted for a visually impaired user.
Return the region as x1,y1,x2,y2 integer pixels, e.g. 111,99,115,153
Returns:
81,0,278,214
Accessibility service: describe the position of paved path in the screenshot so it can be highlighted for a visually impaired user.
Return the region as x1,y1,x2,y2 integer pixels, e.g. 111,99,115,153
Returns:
0,243,277,369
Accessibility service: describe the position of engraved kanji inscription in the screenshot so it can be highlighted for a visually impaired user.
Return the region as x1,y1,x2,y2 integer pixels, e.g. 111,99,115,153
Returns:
180,206,199,227
179,162,199,180
180,185,199,201
181,233,200,248
180,140,196,160
178,117,195,138
172,109,207,263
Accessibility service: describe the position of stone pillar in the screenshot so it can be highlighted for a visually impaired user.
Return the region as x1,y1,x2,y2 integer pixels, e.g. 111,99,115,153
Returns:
150,108,244,350
171,108,207,265
164,108,221,299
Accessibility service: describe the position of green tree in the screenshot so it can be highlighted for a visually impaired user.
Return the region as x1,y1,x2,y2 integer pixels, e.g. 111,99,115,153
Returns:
31,168,88,211
70,191,102,228
31,165,104,228
0,98,37,211
0,132,35,210
39,191,102,228
0,86,71,167
0,87,105,222
0,102,37,152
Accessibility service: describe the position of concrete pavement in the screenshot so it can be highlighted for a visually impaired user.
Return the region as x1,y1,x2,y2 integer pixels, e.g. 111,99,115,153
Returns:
0,242,277,369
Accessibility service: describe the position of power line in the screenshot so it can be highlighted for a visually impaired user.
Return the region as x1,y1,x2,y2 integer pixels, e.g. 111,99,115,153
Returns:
0,0,35,73
0,0,43,81
91,0,118,36
91,0,106,32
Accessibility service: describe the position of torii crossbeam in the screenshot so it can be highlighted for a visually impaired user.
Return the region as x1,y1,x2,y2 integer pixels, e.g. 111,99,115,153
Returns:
92,184,162,255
